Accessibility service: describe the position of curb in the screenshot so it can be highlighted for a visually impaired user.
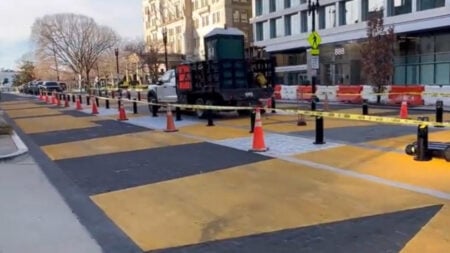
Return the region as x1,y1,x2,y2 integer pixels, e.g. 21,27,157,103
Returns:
0,131,28,161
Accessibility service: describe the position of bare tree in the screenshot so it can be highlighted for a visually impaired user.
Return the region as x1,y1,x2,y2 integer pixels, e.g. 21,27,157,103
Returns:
124,39,163,84
360,8,396,103
31,13,120,89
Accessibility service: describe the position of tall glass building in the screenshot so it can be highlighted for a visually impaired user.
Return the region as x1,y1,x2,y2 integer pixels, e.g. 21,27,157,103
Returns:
251,0,450,86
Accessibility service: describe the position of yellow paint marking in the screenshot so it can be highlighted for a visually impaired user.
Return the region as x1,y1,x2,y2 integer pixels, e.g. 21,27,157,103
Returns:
6,107,62,118
14,115,98,134
42,131,199,160
402,204,450,252
92,159,441,251
180,124,250,140
367,129,450,150
295,145,450,193
0,102,46,110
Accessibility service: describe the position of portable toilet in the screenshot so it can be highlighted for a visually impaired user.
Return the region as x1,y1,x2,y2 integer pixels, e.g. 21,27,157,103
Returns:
203,27,247,88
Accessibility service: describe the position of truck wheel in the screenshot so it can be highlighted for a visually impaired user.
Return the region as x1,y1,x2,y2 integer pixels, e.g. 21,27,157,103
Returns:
405,144,415,156
147,94,159,114
444,147,450,162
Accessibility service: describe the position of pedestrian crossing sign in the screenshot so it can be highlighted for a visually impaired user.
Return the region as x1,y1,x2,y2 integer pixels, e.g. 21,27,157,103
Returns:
308,31,321,50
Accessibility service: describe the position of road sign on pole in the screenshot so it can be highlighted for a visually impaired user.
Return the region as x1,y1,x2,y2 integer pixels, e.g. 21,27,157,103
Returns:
310,55,319,70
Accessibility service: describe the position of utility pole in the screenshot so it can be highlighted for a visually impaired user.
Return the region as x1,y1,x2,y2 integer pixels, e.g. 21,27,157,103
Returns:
308,0,320,111
162,27,169,70
114,48,119,87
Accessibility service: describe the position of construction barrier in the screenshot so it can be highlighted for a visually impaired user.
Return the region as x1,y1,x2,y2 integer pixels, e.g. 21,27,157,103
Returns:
388,85,424,105
336,85,363,103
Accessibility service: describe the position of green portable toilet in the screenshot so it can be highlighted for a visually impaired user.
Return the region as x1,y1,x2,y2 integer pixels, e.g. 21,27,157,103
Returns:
204,27,245,61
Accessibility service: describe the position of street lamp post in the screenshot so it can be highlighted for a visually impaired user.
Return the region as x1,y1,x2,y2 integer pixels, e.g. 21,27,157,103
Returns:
114,48,119,87
308,0,320,111
162,27,168,70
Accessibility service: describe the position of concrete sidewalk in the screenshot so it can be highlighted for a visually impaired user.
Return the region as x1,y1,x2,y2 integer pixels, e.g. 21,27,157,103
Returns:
0,116,103,252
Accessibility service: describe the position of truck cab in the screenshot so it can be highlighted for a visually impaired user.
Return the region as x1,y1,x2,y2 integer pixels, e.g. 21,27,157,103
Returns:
147,69,178,111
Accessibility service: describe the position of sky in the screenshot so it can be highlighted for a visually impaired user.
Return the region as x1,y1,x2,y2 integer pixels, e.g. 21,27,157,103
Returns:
0,0,144,70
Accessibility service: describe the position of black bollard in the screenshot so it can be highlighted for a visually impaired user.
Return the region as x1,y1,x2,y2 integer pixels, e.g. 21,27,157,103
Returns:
271,97,276,113
71,94,75,103
152,104,158,117
313,116,325,144
415,124,431,161
86,95,90,106
250,110,256,133
118,97,121,111
78,95,82,104
311,98,316,111
207,109,214,126
133,98,138,114
436,100,443,126
127,91,131,100
362,99,369,115
95,97,99,107
105,98,110,109
175,106,182,121
137,92,141,101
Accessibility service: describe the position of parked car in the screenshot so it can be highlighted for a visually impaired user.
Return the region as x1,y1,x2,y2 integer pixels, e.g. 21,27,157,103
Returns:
58,82,67,91
28,81,42,95
39,81,62,93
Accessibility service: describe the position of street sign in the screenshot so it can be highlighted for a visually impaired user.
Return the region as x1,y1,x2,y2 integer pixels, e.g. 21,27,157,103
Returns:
308,31,321,50
311,49,320,56
310,55,319,70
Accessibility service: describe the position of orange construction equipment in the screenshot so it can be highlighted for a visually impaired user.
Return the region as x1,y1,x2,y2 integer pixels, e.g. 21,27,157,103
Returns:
76,98,83,110
400,99,409,119
91,97,99,114
164,105,178,132
250,107,268,152
117,104,128,121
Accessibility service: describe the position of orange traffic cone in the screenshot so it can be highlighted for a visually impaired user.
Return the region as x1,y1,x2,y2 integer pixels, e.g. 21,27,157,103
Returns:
250,107,268,152
38,91,43,101
76,98,83,110
64,96,70,107
117,105,128,121
91,97,99,114
400,100,408,119
164,105,178,132
44,93,49,103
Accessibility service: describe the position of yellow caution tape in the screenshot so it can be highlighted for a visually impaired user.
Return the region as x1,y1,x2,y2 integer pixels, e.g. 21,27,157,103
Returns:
64,92,450,128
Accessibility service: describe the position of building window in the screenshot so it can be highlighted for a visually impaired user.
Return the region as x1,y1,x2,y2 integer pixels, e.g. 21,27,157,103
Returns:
269,0,276,12
362,0,384,21
202,15,209,26
301,10,308,33
387,0,412,16
241,10,248,23
256,22,264,41
417,0,445,11
339,0,359,25
212,12,221,23
255,0,263,15
284,0,291,8
300,0,307,3
270,19,276,38
233,10,240,23
284,15,292,36
319,4,336,29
